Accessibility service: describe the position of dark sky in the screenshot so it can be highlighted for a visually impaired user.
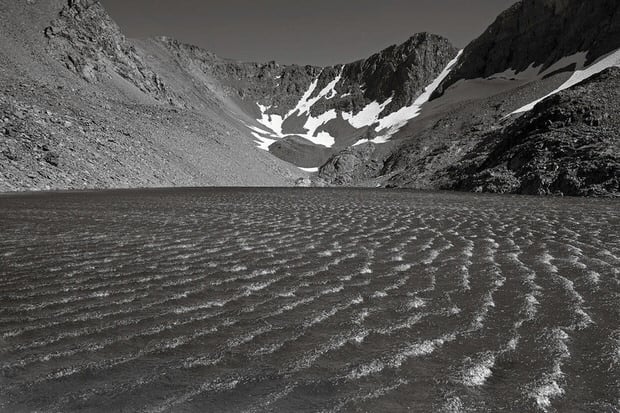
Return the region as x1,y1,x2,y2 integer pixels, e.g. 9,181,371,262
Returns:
100,0,517,66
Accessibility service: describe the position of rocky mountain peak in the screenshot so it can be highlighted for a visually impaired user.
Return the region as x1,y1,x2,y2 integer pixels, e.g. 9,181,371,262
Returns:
338,32,457,115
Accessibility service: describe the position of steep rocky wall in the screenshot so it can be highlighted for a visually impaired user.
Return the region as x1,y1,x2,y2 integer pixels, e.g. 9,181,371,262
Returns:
432,0,620,98
316,33,457,117
159,37,320,115
159,34,458,120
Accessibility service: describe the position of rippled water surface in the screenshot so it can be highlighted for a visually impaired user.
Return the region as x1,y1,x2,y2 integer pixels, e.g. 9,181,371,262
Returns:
0,188,618,412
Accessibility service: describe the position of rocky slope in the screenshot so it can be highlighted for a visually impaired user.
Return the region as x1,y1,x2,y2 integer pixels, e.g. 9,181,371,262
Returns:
44,0,173,102
445,67,620,196
0,0,303,191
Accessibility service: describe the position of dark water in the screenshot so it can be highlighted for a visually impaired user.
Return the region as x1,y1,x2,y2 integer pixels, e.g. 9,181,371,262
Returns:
0,188,618,413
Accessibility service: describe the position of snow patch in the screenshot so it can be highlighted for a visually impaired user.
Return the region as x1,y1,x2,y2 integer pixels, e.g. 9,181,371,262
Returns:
488,53,588,82
323,67,344,100
256,104,285,136
302,109,338,146
342,98,393,129
289,77,320,116
373,50,463,141
251,132,276,151
251,70,345,148
251,51,466,150
288,66,343,117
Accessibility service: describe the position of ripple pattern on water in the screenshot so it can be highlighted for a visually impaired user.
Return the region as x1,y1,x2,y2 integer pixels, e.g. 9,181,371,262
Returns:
0,188,618,412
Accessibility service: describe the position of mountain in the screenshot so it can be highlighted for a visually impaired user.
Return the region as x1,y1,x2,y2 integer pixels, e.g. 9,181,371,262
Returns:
153,33,458,168
0,0,458,191
0,0,618,196
315,0,620,196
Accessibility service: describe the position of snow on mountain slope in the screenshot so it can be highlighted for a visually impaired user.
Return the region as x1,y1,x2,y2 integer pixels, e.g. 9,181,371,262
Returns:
253,70,344,147
429,51,594,115
487,52,588,82
512,48,620,114
315,0,619,196
227,34,460,166
368,50,463,144
432,0,620,99
155,33,458,167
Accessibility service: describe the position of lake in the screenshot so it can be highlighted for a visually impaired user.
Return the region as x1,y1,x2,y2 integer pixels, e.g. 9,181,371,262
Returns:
0,188,618,412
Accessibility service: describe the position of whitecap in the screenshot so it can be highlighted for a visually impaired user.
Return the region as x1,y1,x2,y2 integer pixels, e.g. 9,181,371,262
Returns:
459,353,496,386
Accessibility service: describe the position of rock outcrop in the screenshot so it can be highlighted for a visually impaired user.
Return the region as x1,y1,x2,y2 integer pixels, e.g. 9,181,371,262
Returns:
318,143,380,186
446,67,620,197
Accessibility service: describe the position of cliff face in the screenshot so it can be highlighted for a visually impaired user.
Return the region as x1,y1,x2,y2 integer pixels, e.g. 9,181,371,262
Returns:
313,33,457,117
158,37,321,114
160,33,456,118
432,0,620,98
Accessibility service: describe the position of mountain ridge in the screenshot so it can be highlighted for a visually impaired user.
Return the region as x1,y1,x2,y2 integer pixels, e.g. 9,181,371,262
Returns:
155,32,458,162
431,0,620,98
